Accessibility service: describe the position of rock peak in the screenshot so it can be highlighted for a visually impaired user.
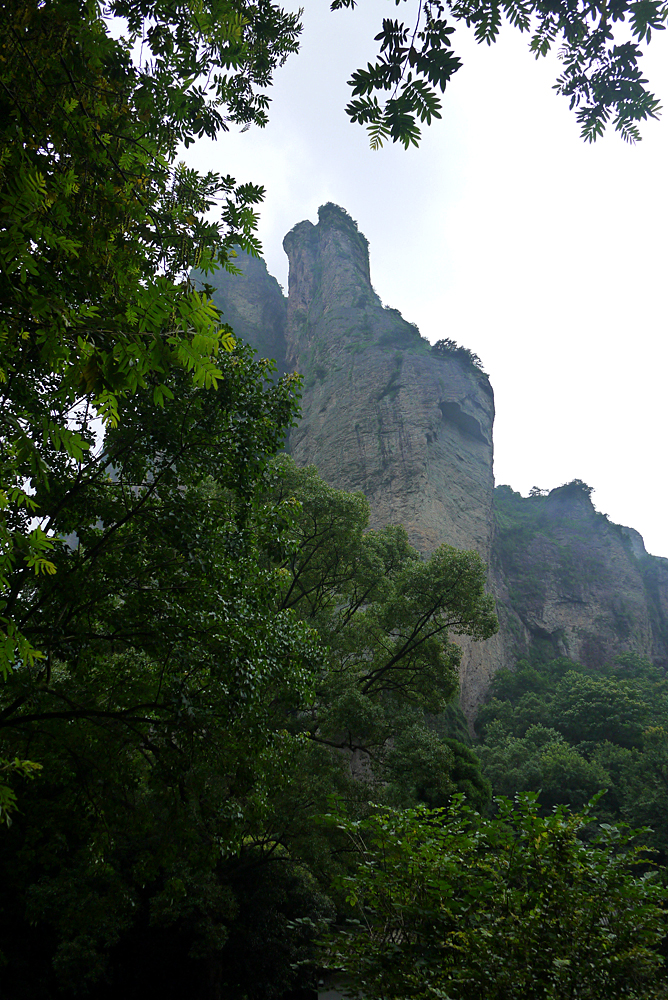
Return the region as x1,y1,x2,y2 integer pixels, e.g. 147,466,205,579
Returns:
202,205,668,713
282,204,377,343
544,479,597,522
316,202,369,242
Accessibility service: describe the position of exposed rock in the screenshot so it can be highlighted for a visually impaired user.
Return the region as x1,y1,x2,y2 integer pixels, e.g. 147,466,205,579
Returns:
493,481,668,677
202,204,668,719
199,252,288,378
621,525,647,559
282,205,495,562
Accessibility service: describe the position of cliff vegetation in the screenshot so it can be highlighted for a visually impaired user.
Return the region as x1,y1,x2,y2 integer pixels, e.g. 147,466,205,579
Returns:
3,2,668,997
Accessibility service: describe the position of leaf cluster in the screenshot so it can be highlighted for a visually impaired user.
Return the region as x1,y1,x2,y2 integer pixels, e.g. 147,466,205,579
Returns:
0,352,326,993
0,0,301,684
476,653,668,858
431,336,487,374
327,794,668,1000
335,0,664,145
266,457,498,754
343,4,461,148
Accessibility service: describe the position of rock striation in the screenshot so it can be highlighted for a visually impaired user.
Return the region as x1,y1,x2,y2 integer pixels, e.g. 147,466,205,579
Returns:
204,252,288,378
493,481,668,675
282,204,495,562
206,204,668,718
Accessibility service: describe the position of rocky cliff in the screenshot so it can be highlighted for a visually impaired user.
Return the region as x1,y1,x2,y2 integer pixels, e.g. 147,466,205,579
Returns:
282,204,495,562
493,481,668,674
205,205,668,717
204,252,288,378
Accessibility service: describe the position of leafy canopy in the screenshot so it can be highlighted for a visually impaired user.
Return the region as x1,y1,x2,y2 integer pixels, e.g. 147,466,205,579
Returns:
474,653,668,860
0,0,301,686
326,794,668,1000
0,408,499,994
334,0,665,146
267,458,498,756
0,353,325,992
238,458,497,899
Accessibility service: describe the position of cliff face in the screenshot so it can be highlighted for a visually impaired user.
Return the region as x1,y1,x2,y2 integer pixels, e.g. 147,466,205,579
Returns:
282,204,495,561
204,252,288,377
207,204,668,717
493,482,668,674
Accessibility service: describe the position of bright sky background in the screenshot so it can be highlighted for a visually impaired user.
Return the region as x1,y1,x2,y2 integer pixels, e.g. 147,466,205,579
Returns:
184,0,668,557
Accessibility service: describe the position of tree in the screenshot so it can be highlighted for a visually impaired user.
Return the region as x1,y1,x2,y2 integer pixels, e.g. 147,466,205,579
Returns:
477,660,655,746
476,721,612,810
601,725,668,861
326,795,668,1000
0,353,324,995
0,429,499,996
234,458,497,912
335,0,665,146
430,338,486,374
266,458,497,766
474,655,668,860
0,0,301,686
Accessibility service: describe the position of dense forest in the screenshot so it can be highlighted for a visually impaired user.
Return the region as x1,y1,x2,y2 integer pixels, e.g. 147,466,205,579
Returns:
2,0,668,998
3,423,668,998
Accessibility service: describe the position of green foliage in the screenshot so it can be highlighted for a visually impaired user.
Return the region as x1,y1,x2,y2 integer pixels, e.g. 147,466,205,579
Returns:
269,457,498,746
0,375,502,994
552,671,650,747
382,725,491,812
327,795,667,1000
482,653,661,730
477,722,612,809
0,3,521,993
252,457,497,875
0,333,499,995
335,0,663,146
342,9,461,149
476,654,668,863
430,337,486,373
0,755,42,826
556,477,596,499
0,354,322,994
202,854,335,1000
0,0,301,688
481,660,652,746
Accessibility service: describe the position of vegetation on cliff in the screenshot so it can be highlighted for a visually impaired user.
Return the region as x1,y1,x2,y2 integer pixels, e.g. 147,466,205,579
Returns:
431,338,487,375
3,3,668,996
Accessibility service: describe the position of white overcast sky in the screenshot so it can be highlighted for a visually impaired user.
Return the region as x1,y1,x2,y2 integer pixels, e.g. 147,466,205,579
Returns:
184,0,668,557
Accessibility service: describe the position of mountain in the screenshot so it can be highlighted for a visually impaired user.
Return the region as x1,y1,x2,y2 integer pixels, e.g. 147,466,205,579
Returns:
204,204,668,718
493,481,668,673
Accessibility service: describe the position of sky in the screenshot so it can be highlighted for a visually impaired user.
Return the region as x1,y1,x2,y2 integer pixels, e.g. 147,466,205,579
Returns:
183,0,668,557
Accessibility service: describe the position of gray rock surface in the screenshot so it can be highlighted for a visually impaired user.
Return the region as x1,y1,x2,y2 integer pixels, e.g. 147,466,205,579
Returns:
282,205,495,563
493,483,668,679
199,252,288,378
205,204,668,719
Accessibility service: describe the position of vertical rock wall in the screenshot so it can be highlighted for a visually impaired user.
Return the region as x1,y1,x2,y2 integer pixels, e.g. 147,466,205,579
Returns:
282,205,496,563
281,205,502,716
203,252,288,378
492,483,668,676
206,204,668,719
